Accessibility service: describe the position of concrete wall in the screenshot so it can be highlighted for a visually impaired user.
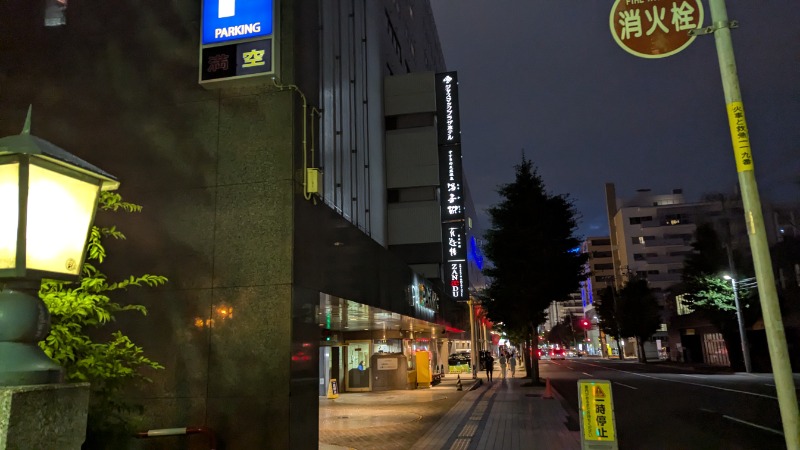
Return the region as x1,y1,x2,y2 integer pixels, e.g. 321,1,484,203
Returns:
0,1,306,448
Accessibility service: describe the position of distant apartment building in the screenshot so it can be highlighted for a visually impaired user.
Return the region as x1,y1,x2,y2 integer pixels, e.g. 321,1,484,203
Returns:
604,184,749,358
605,184,734,302
580,236,614,355
545,293,583,332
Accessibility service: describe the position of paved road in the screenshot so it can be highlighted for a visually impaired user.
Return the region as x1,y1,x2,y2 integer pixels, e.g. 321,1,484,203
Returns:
540,358,799,450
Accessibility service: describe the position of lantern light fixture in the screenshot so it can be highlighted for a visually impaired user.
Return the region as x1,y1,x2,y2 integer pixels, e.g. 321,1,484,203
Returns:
0,107,119,386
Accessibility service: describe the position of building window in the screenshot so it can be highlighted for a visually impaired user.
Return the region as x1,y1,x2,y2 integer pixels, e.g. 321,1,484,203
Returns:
632,236,655,244
387,187,437,203
592,251,612,258
663,214,690,226
45,0,67,26
665,233,693,241
675,294,691,315
594,263,614,271
629,216,653,225
591,238,611,246
385,112,435,130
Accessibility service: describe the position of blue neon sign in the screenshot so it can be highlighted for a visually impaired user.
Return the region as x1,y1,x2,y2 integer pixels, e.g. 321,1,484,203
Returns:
202,0,274,45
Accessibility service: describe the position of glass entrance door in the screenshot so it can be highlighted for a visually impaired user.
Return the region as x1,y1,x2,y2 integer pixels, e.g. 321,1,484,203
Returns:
345,340,371,391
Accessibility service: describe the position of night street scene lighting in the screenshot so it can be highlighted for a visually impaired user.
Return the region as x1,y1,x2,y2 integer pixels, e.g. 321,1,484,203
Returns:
0,107,119,386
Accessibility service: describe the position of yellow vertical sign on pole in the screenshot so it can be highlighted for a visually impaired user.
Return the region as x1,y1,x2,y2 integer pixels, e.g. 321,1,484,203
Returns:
725,101,754,173
578,379,618,450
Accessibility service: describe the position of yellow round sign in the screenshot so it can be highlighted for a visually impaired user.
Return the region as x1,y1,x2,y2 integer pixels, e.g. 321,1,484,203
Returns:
610,0,704,59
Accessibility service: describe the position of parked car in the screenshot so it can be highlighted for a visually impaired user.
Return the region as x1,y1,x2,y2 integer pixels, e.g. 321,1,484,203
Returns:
448,352,471,366
549,348,566,360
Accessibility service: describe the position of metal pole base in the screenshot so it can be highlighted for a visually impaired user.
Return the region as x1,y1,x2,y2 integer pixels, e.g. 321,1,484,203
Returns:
0,288,63,386
0,342,63,385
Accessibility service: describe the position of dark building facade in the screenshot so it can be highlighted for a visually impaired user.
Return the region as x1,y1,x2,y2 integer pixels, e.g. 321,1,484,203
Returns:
0,1,483,448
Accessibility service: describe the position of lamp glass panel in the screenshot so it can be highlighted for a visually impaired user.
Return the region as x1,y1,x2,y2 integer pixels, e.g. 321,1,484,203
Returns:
26,164,100,275
0,163,20,269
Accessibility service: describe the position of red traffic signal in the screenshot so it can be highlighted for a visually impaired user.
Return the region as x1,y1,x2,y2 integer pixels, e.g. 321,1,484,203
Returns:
579,319,591,329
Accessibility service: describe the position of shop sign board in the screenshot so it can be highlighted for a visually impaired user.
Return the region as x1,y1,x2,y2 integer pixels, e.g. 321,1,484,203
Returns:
435,72,461,146
447,261,467,301
578,379,619,450
442,222,467,262
435,71,469,302
609,0,703,59
438,145,465,222
199,0,279,88
377,358,398,371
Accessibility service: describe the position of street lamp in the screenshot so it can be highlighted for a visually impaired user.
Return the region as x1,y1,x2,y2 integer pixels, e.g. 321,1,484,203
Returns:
0,108,119,386
723,275,753,373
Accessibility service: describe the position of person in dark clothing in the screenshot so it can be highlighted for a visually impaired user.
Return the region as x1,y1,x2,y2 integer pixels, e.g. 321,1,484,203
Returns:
485,354,494,382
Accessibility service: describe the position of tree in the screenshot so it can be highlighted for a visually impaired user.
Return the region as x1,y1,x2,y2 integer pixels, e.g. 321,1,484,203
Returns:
680,223,759,370
482,156,586,383
617,278,662,363
546,316,584,348
596,286,624,359
38,192,168,448
596,279,661,362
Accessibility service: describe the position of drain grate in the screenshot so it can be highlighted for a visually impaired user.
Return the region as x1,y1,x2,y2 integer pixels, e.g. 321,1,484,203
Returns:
525,393,541,397
336,416,349,419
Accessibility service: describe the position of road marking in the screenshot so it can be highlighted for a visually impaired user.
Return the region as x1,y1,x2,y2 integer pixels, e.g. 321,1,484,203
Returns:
582,372,593,376
614,382,638,390
764,383,800,391
722,415,784,436
699,408,716,413
573,361,778,400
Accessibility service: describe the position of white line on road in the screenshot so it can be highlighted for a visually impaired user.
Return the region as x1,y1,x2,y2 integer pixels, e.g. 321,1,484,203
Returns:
614,382,638,390
722,415,784,436
582,372,593,376
574,361,778,400
764,383,800,391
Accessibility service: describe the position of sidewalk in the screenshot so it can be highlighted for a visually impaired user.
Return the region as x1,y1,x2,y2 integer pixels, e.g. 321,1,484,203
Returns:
319,369,580,450
412,375,580,450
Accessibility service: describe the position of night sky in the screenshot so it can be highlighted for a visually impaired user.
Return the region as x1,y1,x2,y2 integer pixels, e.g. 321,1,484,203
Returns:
430,0,800,240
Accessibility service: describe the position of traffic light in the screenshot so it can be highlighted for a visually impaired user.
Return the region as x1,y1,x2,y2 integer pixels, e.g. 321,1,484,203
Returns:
321,328,333,341
579,319,591,330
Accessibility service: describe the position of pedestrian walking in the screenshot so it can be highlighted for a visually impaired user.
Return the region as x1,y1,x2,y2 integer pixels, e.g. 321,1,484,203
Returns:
485,353,494,382
499,352,507,379
509,353,516,378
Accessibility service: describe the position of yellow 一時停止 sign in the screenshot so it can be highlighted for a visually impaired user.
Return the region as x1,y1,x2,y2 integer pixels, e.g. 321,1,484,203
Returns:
578,380,618,450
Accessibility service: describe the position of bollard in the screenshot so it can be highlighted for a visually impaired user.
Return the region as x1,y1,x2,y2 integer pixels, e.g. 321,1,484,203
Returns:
543,377,554,399
456,375,463,391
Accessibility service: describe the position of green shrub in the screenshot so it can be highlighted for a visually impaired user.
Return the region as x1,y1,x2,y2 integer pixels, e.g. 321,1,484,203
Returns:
38,191,167,448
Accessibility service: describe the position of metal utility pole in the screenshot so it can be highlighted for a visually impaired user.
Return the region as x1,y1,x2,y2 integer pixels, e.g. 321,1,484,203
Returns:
701,0,800,446
724,275,753,373
468,297,477,379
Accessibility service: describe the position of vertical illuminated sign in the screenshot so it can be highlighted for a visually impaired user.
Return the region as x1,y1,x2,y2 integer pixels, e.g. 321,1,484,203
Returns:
199,0,279,89
436,72,469,301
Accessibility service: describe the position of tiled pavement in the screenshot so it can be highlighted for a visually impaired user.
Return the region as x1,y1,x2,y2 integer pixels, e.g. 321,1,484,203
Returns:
319,369,580,450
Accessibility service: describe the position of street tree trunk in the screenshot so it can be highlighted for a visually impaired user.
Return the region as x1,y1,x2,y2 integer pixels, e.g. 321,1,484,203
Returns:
637,337,648,363
616,335,624,360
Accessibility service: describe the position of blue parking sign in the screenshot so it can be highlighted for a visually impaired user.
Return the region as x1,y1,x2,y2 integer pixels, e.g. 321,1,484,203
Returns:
202,0,274,45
